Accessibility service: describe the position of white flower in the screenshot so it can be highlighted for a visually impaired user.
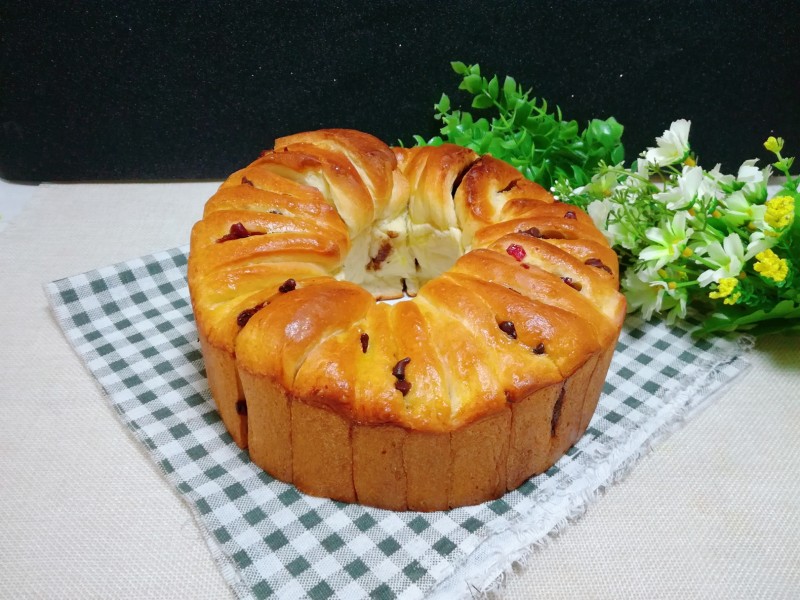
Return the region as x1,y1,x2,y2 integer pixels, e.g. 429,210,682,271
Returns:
653,165,704,210
698,170,724,200
696,233,745,286
622,268,669,320
575,170,620,198
664,286,689,324
639,211,694,269
704,163,735,188
622,267,686,322
586,199,641,251
643,119,691,167
718,190,767,227
746,231,776,258
625,158,653,190
736,159,763,184
736,159,771,202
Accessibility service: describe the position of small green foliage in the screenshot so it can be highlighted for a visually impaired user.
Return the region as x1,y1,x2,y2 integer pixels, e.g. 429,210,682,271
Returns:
412,62,625,190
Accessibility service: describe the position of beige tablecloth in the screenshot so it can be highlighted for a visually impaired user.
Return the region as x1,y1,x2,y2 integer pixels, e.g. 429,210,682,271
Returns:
0,182,798,599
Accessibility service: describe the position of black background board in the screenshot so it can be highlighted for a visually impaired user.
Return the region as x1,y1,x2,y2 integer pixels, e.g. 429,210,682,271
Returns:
1,1,798,182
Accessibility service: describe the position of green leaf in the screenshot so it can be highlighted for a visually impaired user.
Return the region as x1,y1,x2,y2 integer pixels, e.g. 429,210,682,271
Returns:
503,76,517,101
605,116,624,139
694,300,800,335
451,61,468,75
487,75,499,100
461,73,483,95
512,99,533,127
472,94,494,109
434,93,451,114
610,144,625,165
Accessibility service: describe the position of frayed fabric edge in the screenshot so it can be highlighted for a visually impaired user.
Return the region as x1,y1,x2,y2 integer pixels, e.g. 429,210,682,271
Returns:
428,333,754,600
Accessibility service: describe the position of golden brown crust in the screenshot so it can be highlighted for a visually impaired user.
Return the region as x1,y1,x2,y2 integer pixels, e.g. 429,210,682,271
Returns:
352,424,408,511
198,330,247,448
188,129,626,510
237,368,293,480
404,430,450,511
291,401,356,503
506,383,562,490
449,408,511,507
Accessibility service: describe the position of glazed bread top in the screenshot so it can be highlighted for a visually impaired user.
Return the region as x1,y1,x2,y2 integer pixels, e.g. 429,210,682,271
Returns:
188,129,625,432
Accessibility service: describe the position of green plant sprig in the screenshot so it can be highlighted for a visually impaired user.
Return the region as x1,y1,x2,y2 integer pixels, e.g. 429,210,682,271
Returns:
410,62,625,190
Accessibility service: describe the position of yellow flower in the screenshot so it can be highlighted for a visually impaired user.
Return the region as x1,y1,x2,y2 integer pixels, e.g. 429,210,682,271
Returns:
753,249,789,282
684,156,696,166
709,277,738,300
724,292,741,305
682,247,693,258
764,136,784,154
764,196,795,230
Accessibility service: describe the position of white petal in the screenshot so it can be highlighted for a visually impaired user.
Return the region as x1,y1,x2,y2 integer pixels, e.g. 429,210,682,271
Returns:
705,242,728,265
722,233,744,259
670,119,691,146
697,269,718,287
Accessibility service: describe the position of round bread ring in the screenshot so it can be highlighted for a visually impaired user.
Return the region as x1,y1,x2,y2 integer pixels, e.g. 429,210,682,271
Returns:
188,129,625,511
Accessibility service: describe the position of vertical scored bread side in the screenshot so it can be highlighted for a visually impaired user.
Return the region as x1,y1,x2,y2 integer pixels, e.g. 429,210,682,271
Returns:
352,424,408,511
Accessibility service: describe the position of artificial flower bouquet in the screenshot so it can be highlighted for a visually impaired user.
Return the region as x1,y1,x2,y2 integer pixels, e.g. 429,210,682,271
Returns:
558,122,799,335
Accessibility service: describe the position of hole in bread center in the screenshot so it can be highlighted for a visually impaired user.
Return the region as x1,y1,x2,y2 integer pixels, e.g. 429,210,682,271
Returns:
338,215,465,302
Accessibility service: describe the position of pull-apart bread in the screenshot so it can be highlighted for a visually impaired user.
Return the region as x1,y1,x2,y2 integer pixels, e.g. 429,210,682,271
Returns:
188,129,625,511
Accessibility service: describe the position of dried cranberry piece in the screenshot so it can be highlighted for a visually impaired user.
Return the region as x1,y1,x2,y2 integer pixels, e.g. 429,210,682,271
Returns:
235,400,248,415
230,222,248,237
506,244,526,262
278,278,296,293
533,343,546,355
564,211,577,219
216,222,264,243
519,227,542,238
236,302,264,327
561,276,583,291
241,176,255,187
585,258,613,274
395,379,412,396
360,333,369,353
498,320,517,339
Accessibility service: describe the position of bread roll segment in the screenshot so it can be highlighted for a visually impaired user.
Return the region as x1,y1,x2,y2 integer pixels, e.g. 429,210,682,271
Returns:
189,129,625,510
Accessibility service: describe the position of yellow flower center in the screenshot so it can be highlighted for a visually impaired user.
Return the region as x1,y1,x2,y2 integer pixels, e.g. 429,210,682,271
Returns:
668,281,677,290
708,277,738,300
764,196,795,230
681,247,693,258
753,248,789,282
684,156,697,167
712,210,722,219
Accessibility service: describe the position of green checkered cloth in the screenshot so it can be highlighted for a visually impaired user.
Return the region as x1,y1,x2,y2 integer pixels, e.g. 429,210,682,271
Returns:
46,247,751,599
